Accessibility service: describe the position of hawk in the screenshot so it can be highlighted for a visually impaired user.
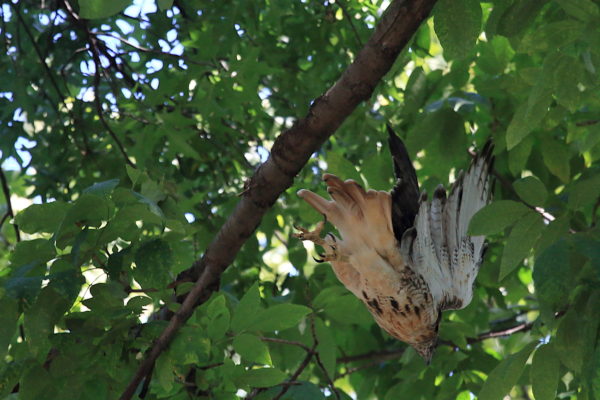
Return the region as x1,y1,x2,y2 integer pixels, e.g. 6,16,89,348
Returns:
294,127,494,363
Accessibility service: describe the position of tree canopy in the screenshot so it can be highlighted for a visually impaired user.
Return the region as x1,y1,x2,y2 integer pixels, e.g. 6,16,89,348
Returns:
1,0,599,399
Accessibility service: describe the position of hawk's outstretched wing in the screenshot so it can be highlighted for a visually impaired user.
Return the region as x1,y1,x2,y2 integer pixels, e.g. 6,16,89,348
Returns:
393,137,494,311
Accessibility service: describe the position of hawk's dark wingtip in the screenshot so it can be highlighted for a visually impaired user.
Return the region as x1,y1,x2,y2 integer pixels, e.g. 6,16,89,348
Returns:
387,124,420,243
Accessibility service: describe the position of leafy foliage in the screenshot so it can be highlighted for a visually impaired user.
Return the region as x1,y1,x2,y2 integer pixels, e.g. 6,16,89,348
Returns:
0,0,599,399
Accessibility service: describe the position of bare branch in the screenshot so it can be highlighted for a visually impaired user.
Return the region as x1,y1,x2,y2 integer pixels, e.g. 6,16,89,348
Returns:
118,1,438,398
260,336,312,353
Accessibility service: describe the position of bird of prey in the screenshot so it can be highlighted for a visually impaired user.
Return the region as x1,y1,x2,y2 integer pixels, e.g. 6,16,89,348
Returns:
294,127,494,363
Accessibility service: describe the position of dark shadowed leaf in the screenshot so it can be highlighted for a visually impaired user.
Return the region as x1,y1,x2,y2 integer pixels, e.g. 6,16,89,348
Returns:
531,342,559,400
499,212,544,280
434,0,482,60
78,0,131,19
15,201,69,234
541,137,571,183
133,239,173,289
533,240,571,316
513,176,547,207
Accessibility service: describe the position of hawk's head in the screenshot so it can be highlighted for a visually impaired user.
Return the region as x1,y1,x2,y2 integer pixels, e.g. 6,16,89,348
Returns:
412,338,438,365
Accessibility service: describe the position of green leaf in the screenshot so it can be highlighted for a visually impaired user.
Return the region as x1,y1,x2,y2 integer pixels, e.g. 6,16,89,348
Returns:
0,297,19,360
506,84,553,149
82,179,119,197
157,0,174,11
206,294,230,340
533,240,571,316
20,365,55,400
556,0,600,22
279,382,326,400
531,343,559,400
468,200,531,235
513,176,547,206
78,0,131,19
313,286,373,326
497,0,546,38
11,239,56,266
402,67,428,117
169,326,211,365
133,239,173,289
553,55,584,112
508,135,534,176
24,287,71,358
247,304,311,332
592,347,600,400
314,318,336,378
155,354,174,392
499,212,544,280
535,216,570,254
326,151,362,184
434,0,482,60
231,282,262,333
519,21,583,54
15,201,69,234
361,149,392,190
568,175,600,210
541,137,570,183
439,321,468,349
288,245,307,268
478,35,515,75
406,110,444,155
234,367,287,388
555,310,585,372
478,341,537,400
126,164,142,186
233,333,272,365
61,193,114,230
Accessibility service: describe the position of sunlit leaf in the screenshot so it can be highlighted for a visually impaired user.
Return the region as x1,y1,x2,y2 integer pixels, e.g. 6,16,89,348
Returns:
469,201,531,235
478,341,537,400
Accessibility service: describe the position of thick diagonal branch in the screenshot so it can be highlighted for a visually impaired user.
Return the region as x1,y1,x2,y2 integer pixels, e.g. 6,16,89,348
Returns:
119,1,437,398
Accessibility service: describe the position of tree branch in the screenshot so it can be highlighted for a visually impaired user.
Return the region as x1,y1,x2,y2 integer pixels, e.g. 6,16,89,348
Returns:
118,1,438,398
0,167,20,242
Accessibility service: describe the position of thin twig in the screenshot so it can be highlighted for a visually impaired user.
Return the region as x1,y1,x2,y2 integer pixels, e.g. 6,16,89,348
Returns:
0,168,21,242
260,336,312,353
337,349,405,364
575,119,599,127
336,0,363,48
272,347,316,400
90,31,216,67
469,321,534,343
309,315,340,400
87,30,136,168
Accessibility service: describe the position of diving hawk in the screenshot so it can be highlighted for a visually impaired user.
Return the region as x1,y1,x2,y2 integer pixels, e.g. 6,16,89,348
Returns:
294,128,494,363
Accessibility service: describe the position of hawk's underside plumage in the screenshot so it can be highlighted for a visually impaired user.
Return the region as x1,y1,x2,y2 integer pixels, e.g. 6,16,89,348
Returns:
294,128,494,362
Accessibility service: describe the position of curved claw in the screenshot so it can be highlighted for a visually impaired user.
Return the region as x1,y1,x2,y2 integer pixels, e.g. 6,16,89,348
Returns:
312,255,325,263
327,232,336,242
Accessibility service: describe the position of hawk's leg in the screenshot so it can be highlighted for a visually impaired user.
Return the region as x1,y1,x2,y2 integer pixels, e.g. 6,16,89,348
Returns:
293,220,347,262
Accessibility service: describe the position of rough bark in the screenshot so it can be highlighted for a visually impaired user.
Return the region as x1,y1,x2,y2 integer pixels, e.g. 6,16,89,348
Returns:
119,0,438,398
